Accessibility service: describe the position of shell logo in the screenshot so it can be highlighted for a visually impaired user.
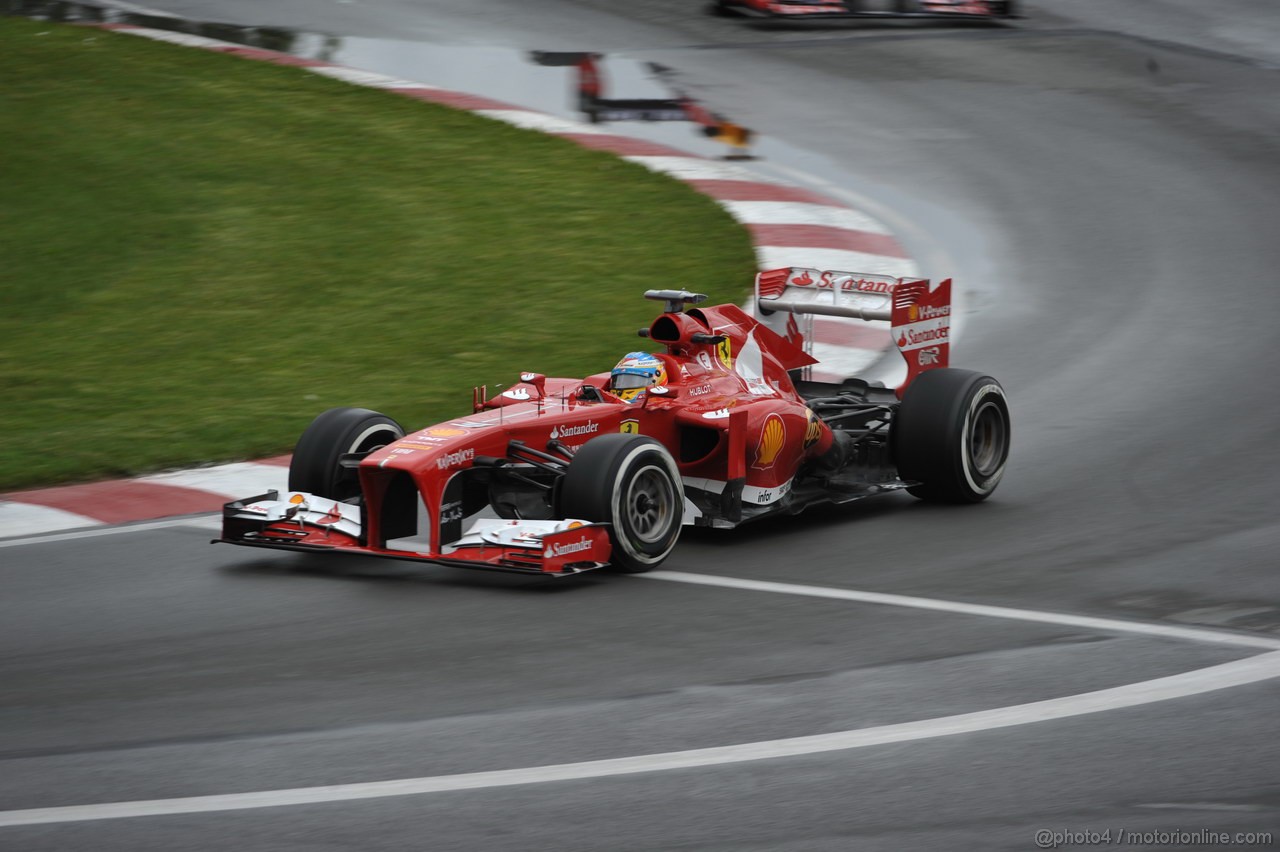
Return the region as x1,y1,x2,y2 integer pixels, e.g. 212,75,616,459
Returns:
803,409,822,448
752,413,787,470
426,427,466,438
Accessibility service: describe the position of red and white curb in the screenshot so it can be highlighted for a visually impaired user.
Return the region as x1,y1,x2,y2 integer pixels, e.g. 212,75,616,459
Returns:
0,23,920,540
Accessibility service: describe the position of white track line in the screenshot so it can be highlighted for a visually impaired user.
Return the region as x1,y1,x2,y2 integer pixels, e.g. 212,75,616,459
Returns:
641,572,1280,651
0,515,217,549
2,651,1276,827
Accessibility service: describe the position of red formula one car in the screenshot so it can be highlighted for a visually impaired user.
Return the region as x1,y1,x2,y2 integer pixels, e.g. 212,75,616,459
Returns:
217,268,1010,576
712,0,1018,21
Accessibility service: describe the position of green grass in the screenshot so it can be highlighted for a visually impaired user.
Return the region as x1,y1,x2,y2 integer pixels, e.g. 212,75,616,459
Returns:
0,17,756,491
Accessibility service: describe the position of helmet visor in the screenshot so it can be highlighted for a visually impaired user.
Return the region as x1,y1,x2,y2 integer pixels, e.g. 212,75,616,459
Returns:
612,372,653,390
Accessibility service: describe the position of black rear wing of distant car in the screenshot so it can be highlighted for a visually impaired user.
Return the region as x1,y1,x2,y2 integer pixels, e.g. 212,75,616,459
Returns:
754,267,952,395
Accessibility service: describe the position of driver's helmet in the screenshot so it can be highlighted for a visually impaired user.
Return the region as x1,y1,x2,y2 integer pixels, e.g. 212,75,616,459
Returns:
610,352,667,402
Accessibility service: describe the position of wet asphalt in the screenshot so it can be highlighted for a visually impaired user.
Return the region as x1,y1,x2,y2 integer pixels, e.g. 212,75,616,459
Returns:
3,1,1279,849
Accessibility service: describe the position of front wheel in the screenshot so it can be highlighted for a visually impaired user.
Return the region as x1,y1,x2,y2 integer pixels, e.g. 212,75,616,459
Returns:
288,407,404,502
559,434,684,573
893,369,1010,503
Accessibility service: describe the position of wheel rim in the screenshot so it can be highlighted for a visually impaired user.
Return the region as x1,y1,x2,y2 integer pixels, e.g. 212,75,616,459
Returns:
348,425,400,456
623,464,677,544
968,399,1007,478
332,424,402,501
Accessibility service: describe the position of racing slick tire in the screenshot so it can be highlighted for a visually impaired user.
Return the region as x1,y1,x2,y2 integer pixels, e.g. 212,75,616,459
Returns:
559,434,683,573
288,407,404,503
893,368,1010,503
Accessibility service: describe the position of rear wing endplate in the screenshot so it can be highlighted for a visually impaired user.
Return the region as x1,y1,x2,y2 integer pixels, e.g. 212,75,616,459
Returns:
754,267,952,395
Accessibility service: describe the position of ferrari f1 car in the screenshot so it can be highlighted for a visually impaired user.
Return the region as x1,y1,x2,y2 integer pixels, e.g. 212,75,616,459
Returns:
712,0,1018,21
217,268,1010,576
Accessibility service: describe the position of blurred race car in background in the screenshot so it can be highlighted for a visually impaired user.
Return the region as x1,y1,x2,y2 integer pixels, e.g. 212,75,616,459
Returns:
217,269,1010,577
712,0,1019,20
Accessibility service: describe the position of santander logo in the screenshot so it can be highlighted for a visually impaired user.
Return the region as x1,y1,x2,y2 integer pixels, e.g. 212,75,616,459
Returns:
788,268,895,294
543,537,594,559
550,422,599,440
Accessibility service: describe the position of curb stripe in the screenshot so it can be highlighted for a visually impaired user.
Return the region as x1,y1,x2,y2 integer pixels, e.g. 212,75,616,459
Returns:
395,89,531,112
622,155,764,182
474,110,608,135
0,503,102,539
555,133,696,157
1,481,230,525
138,462,290,500
756,247,918,278
685,180,848,206
212,46,327,67
306,66,434,89
747,224,907,256
718,200,894,234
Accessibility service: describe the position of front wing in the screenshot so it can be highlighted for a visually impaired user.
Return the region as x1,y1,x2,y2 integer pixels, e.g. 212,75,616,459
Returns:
216,491,612,576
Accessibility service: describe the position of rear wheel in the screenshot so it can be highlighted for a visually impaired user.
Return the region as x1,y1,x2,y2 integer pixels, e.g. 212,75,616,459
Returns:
893,369,1010,503
288,407,404,502
560,434,684,573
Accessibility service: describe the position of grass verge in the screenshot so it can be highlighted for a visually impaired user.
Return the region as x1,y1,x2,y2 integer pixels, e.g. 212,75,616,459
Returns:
0,17,756,491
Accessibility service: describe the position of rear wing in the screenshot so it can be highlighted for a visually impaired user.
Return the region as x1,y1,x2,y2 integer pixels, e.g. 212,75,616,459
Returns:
754,267,951,395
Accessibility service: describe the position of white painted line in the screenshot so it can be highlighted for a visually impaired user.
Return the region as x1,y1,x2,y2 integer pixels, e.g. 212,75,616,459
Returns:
110,27,240,51
0,515,219,549
1137,802,1266,812
138,462,288,501
0,503,101,538
623,155,766,183
1,651,1276,827
472,110,605,135
717,200,892,235
756,246,919,278
641,572,1280,651
306,66,435,89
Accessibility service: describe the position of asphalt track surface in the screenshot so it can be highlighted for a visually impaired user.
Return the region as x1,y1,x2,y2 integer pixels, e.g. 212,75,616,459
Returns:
4,2,1280,850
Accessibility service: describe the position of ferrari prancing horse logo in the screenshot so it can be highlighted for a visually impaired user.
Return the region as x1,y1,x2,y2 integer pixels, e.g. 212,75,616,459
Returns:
716,337,733,370
619,419,640,435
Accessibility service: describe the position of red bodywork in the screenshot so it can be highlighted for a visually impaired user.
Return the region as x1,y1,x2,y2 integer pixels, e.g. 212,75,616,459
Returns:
220,271,953,575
